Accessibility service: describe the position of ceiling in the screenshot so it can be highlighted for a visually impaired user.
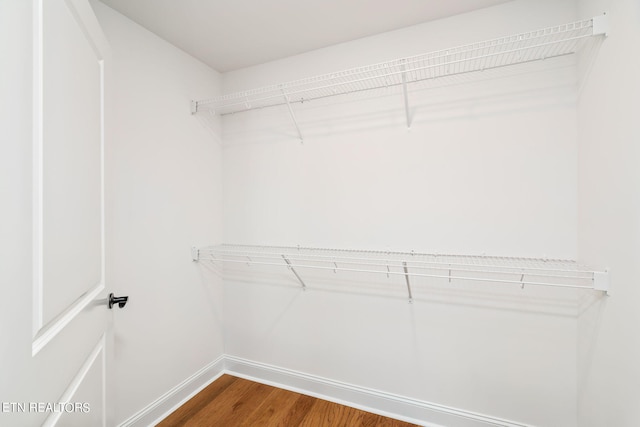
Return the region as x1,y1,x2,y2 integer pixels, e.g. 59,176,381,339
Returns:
99,0,513,72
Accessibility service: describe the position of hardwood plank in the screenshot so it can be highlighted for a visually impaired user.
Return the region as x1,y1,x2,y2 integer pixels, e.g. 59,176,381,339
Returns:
274,393,316,426
368,413,415,427
299,398,363,427
182,377,273,427
238,387,307,427
359,411,387,427
157,374,237,427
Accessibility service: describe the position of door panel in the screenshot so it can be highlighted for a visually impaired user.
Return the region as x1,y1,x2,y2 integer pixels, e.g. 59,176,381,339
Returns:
36,0,105,336
41,0,103,327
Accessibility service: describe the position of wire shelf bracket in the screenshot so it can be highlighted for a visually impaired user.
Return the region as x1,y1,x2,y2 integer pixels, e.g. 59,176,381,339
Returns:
592,14,609,36
281,88,304,143
400,60,412,129
403,261,413,303
191,15,607,138
593,271,610,293
282,254,307,290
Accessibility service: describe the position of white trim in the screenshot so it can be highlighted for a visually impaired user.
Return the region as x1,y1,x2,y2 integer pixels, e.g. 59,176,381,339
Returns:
32,0,44,338
100,56,105,300
102,327,107,427
32,284,105,355
125,355,536,427
117,356,226,427
42,334,106,427
224,356,535,427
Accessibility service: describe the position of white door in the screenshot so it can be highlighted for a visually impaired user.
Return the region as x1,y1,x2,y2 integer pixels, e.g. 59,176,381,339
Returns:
1,0,116,426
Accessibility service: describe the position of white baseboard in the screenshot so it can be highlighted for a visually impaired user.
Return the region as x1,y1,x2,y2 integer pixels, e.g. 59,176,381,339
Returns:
120,355,534,427
224,356,533,427
117,355,226,427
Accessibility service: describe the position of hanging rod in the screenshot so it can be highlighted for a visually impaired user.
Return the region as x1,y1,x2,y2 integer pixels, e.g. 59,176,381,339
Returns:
193,244,610,296
192,16,607,117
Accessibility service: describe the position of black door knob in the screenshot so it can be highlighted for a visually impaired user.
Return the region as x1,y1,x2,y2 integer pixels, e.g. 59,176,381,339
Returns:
108,293,129,309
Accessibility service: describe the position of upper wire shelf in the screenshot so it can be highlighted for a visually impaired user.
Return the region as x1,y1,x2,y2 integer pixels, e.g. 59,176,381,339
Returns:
193,244,609,301
192,15,607,128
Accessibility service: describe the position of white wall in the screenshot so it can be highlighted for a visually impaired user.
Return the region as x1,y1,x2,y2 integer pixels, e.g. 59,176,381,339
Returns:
221,0,583,425
576,0,640,426
222,0,579,257
90,2,225,424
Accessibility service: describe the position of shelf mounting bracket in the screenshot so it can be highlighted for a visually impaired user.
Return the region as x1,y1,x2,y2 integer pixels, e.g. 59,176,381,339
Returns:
593,271,610,294
282,255,307,290
400,62,412,129
281,89,304,143
402,261,413,303
592,14,609,36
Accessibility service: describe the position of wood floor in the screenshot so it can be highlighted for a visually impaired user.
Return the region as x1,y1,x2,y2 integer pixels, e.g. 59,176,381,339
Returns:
157,374,418,426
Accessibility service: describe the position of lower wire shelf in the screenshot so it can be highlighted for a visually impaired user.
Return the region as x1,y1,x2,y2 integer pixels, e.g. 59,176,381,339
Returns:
193,244,609,300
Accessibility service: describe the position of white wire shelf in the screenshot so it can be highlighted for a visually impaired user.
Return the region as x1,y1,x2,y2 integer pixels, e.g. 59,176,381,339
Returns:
193,244,609,301
192,15,607,139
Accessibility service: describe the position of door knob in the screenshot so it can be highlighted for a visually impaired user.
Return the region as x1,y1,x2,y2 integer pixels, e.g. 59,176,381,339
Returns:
108,293,129,309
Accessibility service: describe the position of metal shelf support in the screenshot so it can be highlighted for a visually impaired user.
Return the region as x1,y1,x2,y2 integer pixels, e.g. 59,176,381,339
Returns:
400,61,412,129
282,255,307,290
403,261,413,303
281,89,304,143
593,271,610,294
